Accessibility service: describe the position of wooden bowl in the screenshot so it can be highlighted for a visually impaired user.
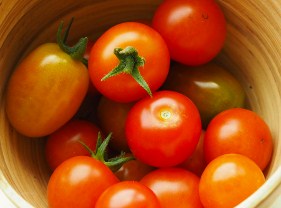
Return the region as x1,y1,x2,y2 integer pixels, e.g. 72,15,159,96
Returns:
0,0,281,207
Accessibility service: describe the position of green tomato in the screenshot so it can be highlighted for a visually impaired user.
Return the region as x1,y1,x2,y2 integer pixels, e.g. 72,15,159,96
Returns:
162,62,246,128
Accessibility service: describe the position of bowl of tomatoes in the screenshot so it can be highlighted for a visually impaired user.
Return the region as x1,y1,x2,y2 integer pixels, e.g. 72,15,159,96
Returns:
0,0,281,207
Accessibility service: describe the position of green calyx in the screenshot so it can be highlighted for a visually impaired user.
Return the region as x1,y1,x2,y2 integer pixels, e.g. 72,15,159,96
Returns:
79,132,134,172
56,18,88,65
102,46,152,97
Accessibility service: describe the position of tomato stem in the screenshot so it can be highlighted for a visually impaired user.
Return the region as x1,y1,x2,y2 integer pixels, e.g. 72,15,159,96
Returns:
79,132,134,172
56,19,88,65
101,46,152,97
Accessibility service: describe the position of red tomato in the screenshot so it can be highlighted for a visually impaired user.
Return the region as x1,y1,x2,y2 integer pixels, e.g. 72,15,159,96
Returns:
89,22,170,103
125,90,201,167
152,0,226,65
47,156,119,208
45,119,101,171
95,181,161,208
199,154,265,208
97,96,134,152
115,153,155,181
140,168,203,208
204,108,273,170
179,130,206,176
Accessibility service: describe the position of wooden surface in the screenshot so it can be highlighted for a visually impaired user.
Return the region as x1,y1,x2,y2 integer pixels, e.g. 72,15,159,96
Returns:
0,0,281,207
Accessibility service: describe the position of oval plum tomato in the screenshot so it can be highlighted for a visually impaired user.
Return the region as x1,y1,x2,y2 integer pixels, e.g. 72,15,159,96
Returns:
5,22,89,137
125,90,201,167
140,168,203,208
152,0,226,65
47,156,119,208
97,96,134,152
115,153,155,181
204,108,273,171
199,154,265,208
162,62,246,128
45,119,101,171
95,181,161,208
88,22,170,103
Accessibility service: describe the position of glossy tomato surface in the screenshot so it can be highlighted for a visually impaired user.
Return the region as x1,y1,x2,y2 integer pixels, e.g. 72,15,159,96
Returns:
125,90,201,167
6,43,89,137
140,168,203,208
45,119,101,171
199,154,265,208
152,0,226,65
163,62,246,128
95,181,161,208
47,156,119,208
89,22,170,102
204,108,273,170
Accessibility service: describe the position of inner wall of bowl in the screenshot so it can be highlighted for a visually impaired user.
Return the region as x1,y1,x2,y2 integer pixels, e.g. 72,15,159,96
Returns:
0,0,280,207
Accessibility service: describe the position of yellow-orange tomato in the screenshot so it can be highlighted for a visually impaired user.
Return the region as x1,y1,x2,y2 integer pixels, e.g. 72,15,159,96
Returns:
199,154,265,208
6,43,89,137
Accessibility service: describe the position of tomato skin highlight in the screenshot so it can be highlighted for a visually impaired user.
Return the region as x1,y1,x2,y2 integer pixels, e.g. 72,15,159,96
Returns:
204,108,273,171
89,22,170,103
6,43,89,137
125,90,201,167
199,154,265,208
152,0,226,66
47,156,119,208
95,181,161,208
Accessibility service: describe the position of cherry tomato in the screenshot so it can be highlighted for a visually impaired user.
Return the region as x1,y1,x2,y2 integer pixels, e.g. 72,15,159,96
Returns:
178,130,206,176
95,181,161,208
6,23,89,137
199,154,265,208
97,96,134,152
115,153,155,181
125,90,201,167
152,0,226,65
204,108,273,170
45,119,101,171
47,156,119,208
140,168,203,208
162,62,246,128
89,22,170,102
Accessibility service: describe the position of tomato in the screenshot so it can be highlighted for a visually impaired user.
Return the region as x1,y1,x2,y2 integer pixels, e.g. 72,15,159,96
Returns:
178,130,206,176
140,168,203,208
97,96,134,152
162,62,246,128
45,119,101,171
204,108,273,170
152,0,226,66
199,154,265,208
115,153,155,181
5,22,89,137
47,156,119,208
95,181,161,208
125,90,201,167
89,22,170,103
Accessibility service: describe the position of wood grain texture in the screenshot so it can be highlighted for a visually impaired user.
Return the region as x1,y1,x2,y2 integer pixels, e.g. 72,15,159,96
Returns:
0,0,281,207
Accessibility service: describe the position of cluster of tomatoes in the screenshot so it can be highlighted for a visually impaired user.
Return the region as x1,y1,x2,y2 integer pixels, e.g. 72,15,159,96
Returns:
5,0,273,208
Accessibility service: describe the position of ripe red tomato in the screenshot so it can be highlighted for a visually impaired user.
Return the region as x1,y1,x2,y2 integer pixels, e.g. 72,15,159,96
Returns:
115,153,155,181
5,43,89,137
47,156,119,208
45,119,101,171
89,22,170,102
204,108,273,170
125,90,201,167
140,168,203,208
199,154,265,208
97,96,134,152
95,181,161,208
152,0,226,65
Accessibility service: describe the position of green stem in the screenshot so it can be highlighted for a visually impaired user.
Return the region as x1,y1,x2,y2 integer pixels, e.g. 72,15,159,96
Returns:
101,46,152,97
